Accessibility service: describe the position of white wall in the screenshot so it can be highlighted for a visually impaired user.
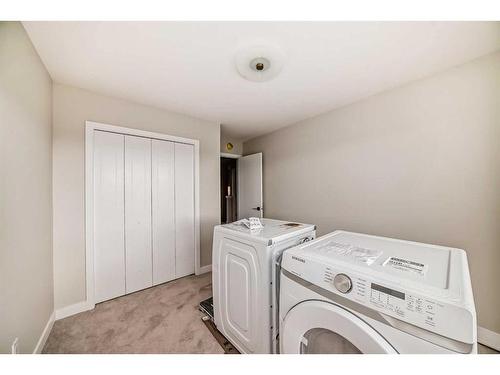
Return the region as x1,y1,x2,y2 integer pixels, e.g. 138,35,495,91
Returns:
52,83,220,310
244,52,500,333
0,22,53,353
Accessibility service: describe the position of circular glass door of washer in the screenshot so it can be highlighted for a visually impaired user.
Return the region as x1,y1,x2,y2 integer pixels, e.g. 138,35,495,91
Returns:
281,300,397,354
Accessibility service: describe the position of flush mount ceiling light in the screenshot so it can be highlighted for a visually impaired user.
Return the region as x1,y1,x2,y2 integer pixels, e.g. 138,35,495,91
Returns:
235,45,285,82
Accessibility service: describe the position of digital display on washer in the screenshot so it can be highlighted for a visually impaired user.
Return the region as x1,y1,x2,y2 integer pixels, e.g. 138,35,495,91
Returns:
371,283,405,300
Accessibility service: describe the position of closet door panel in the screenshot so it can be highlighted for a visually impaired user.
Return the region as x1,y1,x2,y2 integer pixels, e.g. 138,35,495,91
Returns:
174,143,195,278
152,139,175,285
93,131,125,303
125,135,153,293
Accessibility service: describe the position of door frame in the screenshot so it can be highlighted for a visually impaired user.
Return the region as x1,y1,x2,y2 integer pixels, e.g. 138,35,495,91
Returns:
220,152,241,159
85,121,201,308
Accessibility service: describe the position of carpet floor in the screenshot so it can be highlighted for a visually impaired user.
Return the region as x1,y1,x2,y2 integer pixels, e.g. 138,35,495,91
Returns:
43,272,223,354
42,271,497,354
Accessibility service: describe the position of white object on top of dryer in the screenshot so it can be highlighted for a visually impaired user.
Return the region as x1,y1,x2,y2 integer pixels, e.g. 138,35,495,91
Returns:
280,230,477,354
232,217,264,231
212,218,316,354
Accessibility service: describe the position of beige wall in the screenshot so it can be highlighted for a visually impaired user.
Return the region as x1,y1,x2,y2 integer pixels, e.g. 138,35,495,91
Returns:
220,133,243,155
0,22,53,353
52,83,220,310
244,52,500,333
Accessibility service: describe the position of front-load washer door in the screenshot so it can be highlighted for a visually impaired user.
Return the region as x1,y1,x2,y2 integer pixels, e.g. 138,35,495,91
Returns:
281,300,397,354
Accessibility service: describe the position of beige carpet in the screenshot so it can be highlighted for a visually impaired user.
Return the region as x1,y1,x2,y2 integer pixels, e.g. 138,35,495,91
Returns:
43,273,224,354
41,271,498,354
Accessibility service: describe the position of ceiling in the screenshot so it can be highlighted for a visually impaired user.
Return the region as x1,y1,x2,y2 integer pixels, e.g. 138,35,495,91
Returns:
23,22,500,141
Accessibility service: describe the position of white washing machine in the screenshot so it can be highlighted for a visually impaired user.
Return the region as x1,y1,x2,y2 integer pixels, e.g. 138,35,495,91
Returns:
280,230,477,354
212,218,316,354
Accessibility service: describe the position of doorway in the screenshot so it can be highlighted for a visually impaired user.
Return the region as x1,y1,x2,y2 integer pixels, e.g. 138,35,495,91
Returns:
221,157,238,223
220,152,263,224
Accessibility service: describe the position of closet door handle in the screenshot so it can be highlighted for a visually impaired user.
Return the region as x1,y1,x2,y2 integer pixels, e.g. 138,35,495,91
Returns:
252,206,261,211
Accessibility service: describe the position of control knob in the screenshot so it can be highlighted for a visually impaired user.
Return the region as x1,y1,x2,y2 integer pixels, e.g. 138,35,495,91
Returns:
333,273,352,294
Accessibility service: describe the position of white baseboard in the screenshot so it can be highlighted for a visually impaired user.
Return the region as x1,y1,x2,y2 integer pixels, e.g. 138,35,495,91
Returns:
33,311,55,354
55,300,94,321
197,264,212,275
478,326,500,351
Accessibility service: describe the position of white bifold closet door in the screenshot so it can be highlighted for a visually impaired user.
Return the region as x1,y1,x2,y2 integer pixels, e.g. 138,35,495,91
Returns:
125,135,153,294
151,139,176,284
151,140,195,282
93,130,195,304
93,131,126,303
174,142,195,278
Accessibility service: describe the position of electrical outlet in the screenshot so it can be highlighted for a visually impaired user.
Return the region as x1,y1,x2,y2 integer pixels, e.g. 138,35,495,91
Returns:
11,337,19,354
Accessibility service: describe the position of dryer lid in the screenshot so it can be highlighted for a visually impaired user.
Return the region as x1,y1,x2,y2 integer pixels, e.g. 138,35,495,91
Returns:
216,218,315,245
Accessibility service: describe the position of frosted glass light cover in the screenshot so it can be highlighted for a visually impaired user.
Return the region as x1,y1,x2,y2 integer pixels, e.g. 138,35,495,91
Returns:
235,45,285,82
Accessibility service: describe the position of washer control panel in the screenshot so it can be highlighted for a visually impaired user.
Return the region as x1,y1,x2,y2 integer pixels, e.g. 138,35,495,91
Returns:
323,266,448,332
282,236,475,345
367,281,444,329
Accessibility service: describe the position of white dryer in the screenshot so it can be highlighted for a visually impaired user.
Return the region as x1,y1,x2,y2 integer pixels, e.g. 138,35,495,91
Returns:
212,218,316,354
280,230,477,354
